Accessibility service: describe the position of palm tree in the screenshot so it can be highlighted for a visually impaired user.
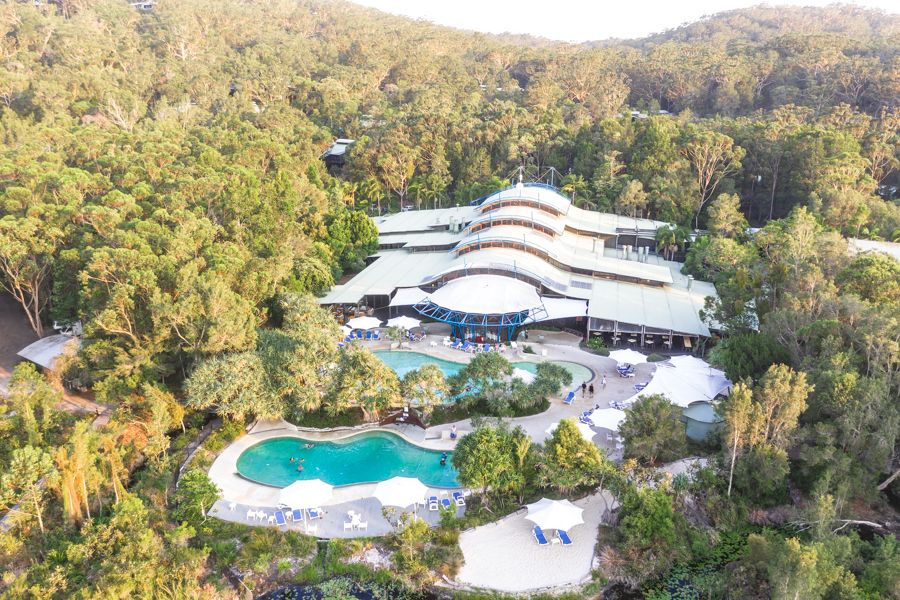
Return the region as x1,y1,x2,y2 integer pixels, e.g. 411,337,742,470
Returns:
655,226,677,260
561,174,589,207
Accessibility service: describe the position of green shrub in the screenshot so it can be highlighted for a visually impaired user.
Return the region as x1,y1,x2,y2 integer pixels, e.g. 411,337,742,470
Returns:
522,345,535,354
585,338,610,356
204,418,246,453
647,353,668,362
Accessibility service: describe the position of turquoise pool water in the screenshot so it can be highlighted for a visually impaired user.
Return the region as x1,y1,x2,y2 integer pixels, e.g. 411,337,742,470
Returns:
373,350,593,384
236,431,460,488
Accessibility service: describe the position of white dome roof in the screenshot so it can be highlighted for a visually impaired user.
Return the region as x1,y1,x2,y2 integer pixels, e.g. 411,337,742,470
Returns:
429,275,541,314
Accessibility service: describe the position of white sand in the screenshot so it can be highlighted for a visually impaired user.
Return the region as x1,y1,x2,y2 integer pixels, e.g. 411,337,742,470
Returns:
456,490,615,593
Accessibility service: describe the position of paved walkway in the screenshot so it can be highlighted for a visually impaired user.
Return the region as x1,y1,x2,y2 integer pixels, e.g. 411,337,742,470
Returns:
455,490,616,593
208,495,464,538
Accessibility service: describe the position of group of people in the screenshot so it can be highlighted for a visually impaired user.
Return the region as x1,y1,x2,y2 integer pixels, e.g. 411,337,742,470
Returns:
581,375,607,398
289,443,316,472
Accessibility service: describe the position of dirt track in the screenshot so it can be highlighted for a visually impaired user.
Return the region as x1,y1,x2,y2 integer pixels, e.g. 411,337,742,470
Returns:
0,292,39,395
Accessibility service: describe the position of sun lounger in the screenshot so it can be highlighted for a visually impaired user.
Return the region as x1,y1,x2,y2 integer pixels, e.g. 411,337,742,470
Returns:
440,497,452,509
372,331,380,340
451,339,462,349
532,526,549,546
428,496,439,511
274,510,286,526
461,341,472,352
307,508,322,520
483,344,490,352
556,530,573,546
579,415,592,425
452,491,465,507
563,391,575,405
292,508,303,522
634,382,648,391
365,331,372,340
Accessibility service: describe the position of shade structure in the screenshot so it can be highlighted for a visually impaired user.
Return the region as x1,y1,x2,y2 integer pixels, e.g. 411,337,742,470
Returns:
622,356,731,408
386,316,422,330
346,316,383,330
588,408,627,431
372,476,428,508
525,498,585,532
545,420,595,443
428,274,541,315
278,479,333,509
609,348,648,365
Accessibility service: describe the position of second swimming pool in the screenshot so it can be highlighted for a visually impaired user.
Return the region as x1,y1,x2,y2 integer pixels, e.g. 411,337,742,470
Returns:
373,350,593,384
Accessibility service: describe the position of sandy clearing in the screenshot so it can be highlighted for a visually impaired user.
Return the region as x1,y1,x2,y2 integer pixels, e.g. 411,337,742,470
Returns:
456,490,615,593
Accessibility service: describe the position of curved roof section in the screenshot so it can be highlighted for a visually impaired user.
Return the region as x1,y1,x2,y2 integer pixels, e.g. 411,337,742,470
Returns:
466,206,565,236
428,274,542,314
479,184,572,215
455,226,674,285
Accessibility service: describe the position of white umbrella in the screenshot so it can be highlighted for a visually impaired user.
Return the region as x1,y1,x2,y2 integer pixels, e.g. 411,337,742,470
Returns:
609,349,648,365
386,316,421,330
525,498,585,532
588,408,627,431
346,316,383,330
373,476,429,519
544,420,595,443
278,479,333,510
511,368,536,384
341,325,353,336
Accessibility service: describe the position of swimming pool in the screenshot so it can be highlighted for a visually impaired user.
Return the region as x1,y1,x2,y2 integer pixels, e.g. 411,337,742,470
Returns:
236,431,460,488
373,350,593,384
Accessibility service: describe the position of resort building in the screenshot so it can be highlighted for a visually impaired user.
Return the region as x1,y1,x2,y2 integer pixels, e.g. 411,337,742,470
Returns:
320,183,718,349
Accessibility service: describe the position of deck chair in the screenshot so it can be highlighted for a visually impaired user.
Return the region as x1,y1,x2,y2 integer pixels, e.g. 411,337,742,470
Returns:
452,491,466,507
563,391,575,405
556,530,573,546
428,496,439,511
274,510,286,526
532,526,550,546
291,508,304,522
307,508,322,520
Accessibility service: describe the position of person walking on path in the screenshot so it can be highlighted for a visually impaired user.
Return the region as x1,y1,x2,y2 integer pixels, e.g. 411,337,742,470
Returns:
589,383,594,397
581,381,587,397
601,375,607,389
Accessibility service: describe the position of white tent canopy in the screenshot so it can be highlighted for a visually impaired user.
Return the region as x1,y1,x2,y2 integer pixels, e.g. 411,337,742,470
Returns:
529,296,587,322
588,408,627,431
525,498,585,532
278,479,334,509
512,368,536,384
386,316,422,330
346,316,383,330
389,287,428,307
609,348,648,365
623,356,731,408
428,274,541,314
545,420,595,443
372,476,428,508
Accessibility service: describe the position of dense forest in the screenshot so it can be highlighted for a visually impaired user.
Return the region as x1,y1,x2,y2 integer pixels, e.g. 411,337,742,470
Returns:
0,0,898,598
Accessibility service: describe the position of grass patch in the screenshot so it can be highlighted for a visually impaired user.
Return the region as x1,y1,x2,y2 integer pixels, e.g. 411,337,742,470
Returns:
647,353,668,362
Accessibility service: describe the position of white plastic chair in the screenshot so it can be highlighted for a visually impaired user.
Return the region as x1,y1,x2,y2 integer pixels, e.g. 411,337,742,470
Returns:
257,511,267,522
268,515,276,525
246,509,257,521
358,521,368,531
343,522,353,532
228,502,237,512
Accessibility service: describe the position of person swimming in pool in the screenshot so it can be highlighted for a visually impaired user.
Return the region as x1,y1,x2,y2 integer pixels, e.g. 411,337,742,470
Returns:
439,452,448,466
290,457,296,463
297,463,304,472
304,443,315,449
